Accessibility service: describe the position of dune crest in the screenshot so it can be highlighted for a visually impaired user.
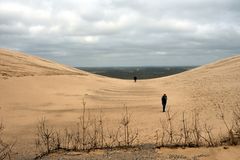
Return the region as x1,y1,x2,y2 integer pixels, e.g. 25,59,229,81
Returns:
0,48,86,78
162,54,240,80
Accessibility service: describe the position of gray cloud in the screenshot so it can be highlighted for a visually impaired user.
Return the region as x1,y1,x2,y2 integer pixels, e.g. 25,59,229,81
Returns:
0,0,239,67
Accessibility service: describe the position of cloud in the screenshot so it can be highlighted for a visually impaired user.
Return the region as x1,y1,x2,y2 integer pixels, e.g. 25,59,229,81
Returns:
0,0,239,66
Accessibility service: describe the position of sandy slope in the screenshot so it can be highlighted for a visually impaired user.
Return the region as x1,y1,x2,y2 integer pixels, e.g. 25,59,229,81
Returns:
0,48,85,77
0,49,240,159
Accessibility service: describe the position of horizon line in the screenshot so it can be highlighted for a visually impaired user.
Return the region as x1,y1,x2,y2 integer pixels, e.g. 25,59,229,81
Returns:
75,65,199,68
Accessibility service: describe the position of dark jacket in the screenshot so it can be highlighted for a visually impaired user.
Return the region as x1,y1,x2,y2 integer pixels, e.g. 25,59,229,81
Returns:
162,95,167,105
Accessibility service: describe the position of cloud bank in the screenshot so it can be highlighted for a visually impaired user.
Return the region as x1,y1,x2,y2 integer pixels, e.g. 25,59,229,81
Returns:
0,0,240,66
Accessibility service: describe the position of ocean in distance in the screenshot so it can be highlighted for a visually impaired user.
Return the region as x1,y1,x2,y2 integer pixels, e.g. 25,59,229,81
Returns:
77,66,197,80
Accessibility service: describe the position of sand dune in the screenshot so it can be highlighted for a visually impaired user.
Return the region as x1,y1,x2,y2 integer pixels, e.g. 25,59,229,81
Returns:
0,48,86,77
0,49,240,159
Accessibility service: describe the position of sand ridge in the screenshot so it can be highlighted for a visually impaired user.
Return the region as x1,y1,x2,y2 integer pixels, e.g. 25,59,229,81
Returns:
0,48,87,77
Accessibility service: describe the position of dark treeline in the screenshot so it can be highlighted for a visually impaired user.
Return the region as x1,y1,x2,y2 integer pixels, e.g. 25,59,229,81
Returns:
77,66,197,79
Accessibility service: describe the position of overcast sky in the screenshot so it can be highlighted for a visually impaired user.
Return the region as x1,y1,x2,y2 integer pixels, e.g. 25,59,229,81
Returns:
0,0,240,67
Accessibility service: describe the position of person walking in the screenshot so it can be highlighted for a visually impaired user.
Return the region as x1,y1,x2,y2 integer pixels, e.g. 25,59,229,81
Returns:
133,76,137,82
161,94,167,112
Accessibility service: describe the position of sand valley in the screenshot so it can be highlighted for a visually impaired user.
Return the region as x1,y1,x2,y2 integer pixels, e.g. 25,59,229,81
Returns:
0,49,240,159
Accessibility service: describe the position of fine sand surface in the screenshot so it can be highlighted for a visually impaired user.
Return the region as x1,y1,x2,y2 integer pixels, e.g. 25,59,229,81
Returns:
42,146,240,160
0,48,240,159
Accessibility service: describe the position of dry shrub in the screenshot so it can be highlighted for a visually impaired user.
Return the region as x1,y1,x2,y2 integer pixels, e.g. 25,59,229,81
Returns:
35,101,240,158
35,101,139,158
156,108,218,147
35,117,60,154
155,103,240,147
233,104,240,140
216,103,240,145
118,105,138,147
0,123,14,160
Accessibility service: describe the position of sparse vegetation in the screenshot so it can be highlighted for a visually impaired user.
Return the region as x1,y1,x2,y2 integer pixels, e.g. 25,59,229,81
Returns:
155,106,240,148
0,122,14,160
233,104,240,140
119,105,138,147
34,102,240,159
217,103,240,145
35,100,139,159
35,117,60,154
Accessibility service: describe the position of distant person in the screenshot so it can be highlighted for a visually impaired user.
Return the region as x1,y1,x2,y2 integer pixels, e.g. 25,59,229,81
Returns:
133,76,137,82
161,94,167,112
